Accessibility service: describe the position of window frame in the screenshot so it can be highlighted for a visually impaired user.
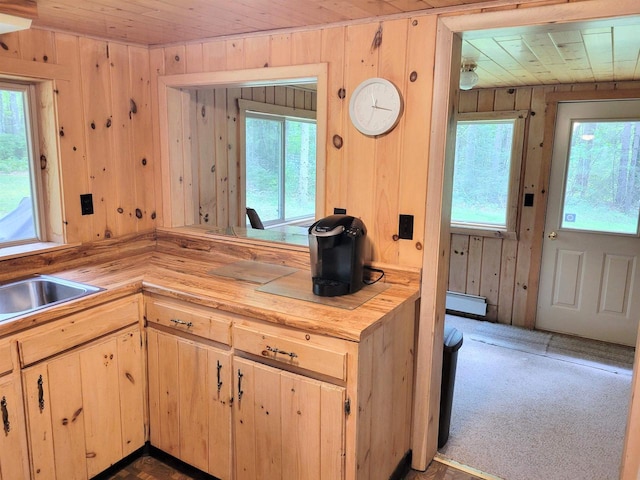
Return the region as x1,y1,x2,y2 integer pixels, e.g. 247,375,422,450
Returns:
239,98,317,227
450,109,528,239
0,80,44,249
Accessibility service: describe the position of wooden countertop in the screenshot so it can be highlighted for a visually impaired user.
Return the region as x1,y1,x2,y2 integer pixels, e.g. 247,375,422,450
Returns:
0,251,420,342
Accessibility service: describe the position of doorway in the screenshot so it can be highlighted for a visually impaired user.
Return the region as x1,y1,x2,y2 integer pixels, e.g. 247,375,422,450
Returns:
411,4,640,478
536,100,640,346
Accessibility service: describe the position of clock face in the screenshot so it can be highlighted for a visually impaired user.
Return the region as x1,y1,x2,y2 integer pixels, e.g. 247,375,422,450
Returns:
349,78,402,136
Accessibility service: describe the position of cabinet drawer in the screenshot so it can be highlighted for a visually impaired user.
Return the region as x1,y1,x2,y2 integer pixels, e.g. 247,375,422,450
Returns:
18,295,141,367
0,342,12,376
145,296,231,346
233,324,347,380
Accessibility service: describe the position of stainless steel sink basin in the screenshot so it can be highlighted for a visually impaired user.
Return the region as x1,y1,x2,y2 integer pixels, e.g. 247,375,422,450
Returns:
0,275,103,321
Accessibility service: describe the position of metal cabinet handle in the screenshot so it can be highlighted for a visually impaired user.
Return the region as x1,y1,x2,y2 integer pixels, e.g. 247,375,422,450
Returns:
266,345,298,359
217,360,223,393
1,396,10,434
548,231,558,240
237,369,244,401
37,375,45,412
170,318,193,327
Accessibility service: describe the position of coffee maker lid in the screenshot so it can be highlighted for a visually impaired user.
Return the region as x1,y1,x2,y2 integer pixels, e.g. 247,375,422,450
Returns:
309,215,355,237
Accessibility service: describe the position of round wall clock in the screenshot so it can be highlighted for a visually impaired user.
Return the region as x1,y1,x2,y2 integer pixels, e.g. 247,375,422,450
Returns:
349,77,403,136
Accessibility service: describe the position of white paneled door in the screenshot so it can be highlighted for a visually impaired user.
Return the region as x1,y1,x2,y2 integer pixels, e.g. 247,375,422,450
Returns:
536,100,640,346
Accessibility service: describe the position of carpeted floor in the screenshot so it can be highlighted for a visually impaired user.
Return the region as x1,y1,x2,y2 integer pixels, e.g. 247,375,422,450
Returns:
438,315,635,480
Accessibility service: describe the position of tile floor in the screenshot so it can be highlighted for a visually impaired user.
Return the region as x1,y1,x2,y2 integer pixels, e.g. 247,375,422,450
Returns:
105,454,484,480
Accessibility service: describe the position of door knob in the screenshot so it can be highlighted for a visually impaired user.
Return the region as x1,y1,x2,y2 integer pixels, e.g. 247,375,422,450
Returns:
548,231,558,240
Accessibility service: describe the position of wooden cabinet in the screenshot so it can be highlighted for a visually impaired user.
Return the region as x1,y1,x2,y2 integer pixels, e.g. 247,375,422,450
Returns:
20,295,145,480
234,356,346,480
146,293,416,480
231,317,350,480
0,252,416,480
231,300,416,480
145,296,233,480
0,342,30,480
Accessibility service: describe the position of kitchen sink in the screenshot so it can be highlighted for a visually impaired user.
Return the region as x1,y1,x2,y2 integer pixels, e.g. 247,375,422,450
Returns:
0,275,103,322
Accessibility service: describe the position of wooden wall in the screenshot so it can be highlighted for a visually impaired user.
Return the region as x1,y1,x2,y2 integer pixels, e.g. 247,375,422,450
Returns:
0,28,156,244
149,16,438,269
447,80,640,326
5,10,636,319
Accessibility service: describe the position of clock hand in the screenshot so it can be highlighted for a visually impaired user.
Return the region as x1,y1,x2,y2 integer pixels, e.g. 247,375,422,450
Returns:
372,105,392,111
367,105,375,124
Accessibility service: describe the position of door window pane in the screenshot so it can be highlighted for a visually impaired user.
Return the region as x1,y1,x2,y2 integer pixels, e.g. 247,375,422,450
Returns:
0,87,37,245
451,119,515,228
561,120,640,234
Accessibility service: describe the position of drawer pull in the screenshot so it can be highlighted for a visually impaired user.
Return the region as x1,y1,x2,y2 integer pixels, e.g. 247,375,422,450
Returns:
265,345,298,359
1,396,9,434
170,318,193,328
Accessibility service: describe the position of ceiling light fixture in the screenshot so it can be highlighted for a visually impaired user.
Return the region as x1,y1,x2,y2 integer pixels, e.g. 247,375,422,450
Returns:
460,62,479,91
0,13,31,34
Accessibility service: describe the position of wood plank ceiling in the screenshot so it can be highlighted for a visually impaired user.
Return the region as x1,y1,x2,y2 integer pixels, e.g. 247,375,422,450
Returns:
27,0,498,46
461,18,640,88
1,0,640,88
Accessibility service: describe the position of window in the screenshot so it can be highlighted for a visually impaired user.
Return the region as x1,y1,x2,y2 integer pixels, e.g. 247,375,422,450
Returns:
450,110,527,236
0,82,40,247
561,119,640,235
241,100,316,227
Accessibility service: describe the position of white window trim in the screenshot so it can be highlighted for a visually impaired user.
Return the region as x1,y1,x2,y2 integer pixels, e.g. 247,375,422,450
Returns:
450,109,528,239
239,98,317,227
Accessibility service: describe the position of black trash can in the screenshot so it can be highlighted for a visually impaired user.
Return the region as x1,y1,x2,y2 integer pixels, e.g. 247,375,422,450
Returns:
438,325,463,448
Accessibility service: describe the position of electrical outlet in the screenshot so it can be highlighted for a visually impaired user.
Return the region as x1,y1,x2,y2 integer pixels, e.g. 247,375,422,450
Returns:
80,193,94,215
398,214,414,240
334,207,347,215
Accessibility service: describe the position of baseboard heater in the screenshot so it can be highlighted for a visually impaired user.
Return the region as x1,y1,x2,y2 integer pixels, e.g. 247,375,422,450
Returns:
445,291,487,317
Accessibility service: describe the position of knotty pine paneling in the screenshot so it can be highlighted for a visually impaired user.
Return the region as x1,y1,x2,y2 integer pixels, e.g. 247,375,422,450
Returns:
447,80,640,325
0,29,156,244
149,16,438,268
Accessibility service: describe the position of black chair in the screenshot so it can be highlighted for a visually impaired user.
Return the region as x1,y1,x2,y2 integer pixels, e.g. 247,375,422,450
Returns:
246,208,264,229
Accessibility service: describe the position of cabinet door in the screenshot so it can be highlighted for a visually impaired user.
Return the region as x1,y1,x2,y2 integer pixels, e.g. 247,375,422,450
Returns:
81,329,145,477
23,348,89,480
0,374,30,479
147,329,232,480
234,357,346,480
22,327,145,480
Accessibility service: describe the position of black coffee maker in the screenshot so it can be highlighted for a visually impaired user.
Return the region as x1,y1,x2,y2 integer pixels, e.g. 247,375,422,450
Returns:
308,214,367,297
